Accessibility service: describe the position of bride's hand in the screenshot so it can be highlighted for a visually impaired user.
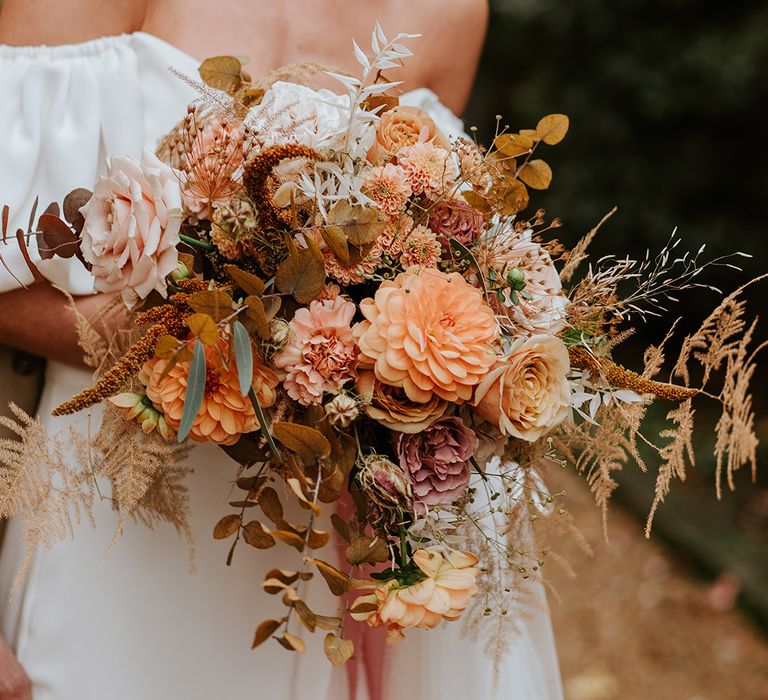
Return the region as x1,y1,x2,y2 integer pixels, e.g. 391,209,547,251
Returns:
0,636,32,700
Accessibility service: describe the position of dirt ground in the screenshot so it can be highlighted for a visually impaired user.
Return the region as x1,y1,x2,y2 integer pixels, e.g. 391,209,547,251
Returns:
547,470,768,700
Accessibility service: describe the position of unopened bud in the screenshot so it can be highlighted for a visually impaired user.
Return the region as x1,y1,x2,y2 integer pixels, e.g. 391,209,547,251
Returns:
325,394,359,428
170,261,192,282
357,454,413,511
269,318,290,347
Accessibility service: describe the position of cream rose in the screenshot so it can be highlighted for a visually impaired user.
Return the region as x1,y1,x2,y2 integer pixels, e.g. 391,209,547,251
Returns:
473,335,571,441
80,150,181,308
367,105,450,164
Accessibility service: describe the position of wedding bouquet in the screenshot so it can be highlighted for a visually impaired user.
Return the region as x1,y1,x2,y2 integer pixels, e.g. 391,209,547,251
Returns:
1,24,760,665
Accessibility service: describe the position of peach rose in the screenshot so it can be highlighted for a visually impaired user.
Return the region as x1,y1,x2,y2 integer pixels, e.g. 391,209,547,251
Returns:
368,105,450,164
351,548,480,643
357,370,447,433
80,150,181,308
473,335,571,442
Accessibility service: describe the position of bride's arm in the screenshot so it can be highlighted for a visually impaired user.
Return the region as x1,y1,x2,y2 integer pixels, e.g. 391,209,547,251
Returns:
0,0,146,45
0,285,112,367
418,0,489,114
0,635,31,700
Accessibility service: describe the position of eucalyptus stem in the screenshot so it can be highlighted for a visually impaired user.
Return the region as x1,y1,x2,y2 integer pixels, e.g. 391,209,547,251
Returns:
179,233,214,251
248,388,282,461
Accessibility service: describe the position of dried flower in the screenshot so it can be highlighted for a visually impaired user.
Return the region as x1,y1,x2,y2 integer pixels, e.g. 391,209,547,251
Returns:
357,454,413,511
478,225,569,334
273,296,359,405
269,318,291,347
428,198,484,247
325,394,359,428
79,150,181,308
397,416,478,510
210,194,259,261
357,370,447,433
110,392,174,440
354,268,498,403
363,164,412,220
454,137,491,190
181,115,244,217
368,105,449,164
473,335,571,442
400,225,441,269
397,142,456,199
141,338,278,445
351,548,480,642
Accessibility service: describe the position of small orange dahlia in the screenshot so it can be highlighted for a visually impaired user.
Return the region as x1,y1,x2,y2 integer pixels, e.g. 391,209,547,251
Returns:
351,549,480,643
140,338,278,445
353,268,498,403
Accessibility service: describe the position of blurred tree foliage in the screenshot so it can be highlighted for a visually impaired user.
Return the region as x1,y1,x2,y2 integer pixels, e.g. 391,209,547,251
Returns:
466,0,768,540
467,0,768,267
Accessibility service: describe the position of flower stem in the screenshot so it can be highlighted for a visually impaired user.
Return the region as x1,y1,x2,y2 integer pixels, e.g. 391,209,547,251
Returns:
179,233,214,251
398,522,408,568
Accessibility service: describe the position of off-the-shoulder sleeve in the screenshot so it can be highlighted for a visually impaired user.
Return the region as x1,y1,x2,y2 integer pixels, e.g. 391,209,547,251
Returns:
0,33,198,294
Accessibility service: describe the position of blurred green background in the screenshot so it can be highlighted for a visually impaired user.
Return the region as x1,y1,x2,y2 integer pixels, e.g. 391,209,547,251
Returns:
465,0,768,633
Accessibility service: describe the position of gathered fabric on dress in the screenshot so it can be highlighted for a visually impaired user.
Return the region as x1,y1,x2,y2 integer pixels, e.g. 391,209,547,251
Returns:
0,31,563,700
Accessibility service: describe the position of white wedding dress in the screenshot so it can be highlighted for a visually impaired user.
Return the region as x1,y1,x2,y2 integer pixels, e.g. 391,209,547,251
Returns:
0,32,563,700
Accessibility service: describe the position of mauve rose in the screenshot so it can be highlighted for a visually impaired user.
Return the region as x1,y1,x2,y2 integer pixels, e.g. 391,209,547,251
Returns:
80,150,181,308
397,416,479,511
428,198,484,247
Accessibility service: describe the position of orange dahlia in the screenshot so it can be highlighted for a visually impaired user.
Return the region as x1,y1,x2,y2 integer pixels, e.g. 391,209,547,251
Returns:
353,268,498,403
140,338,278,446
351,549,480,643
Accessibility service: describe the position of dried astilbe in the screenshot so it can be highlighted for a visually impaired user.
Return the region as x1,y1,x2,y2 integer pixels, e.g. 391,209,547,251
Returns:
0,404,95,594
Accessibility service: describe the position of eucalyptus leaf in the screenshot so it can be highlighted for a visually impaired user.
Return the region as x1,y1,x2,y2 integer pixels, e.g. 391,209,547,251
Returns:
233,320,253,397
177,339,206,443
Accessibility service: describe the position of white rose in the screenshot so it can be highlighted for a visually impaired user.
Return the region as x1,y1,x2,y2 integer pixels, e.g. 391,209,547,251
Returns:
80,150,181,308
247,81,374,157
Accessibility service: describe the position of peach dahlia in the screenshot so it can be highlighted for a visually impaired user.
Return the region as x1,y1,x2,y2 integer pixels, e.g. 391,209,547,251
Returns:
353,268,498,403
141,338,278,446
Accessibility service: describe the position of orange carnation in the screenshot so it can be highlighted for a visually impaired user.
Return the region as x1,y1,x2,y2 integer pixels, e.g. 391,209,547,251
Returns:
141,338,278,446
351,549,480,643
353,269,498,403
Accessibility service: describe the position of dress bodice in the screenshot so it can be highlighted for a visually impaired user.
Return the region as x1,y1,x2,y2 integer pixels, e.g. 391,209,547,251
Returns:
0,32,464,296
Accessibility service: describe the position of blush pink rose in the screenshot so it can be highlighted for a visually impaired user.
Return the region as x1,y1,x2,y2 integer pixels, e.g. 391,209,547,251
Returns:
397,416,479,510
80,150,182,308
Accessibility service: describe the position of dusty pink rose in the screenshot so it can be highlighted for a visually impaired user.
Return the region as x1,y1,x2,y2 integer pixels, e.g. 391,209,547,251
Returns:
428,198,484,247
80,150,181,308
273,296,359,405
397,416,479,510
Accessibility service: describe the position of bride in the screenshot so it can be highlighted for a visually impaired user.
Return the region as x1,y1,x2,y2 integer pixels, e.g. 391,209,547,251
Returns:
0,1,563,698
